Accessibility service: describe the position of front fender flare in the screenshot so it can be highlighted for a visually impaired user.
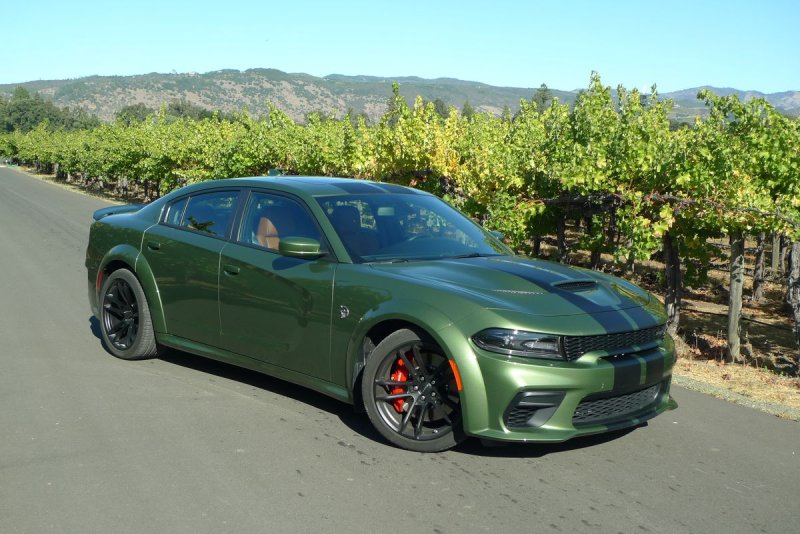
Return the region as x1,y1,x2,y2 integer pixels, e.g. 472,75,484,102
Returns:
344,300,488,428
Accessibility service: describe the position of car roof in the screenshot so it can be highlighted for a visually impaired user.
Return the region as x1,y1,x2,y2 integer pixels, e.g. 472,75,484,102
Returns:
136,176,431,223
200,176,428,198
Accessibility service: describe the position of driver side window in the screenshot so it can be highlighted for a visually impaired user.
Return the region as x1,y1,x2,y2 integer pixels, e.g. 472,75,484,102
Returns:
239,192,324,252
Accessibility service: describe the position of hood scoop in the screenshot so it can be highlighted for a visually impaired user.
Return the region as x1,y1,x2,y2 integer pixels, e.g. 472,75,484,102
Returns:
553,280,597,292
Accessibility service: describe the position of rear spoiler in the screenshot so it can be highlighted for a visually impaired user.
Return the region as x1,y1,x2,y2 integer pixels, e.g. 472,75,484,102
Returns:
92,204,145,221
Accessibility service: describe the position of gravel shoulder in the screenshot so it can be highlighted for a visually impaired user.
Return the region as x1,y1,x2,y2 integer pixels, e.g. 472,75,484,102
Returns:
673,374,800,421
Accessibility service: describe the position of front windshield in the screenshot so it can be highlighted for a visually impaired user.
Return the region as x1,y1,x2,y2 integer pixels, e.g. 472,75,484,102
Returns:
316,193,512,262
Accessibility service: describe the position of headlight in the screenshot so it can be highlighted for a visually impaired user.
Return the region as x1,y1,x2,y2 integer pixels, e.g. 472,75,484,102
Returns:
472,328,564,360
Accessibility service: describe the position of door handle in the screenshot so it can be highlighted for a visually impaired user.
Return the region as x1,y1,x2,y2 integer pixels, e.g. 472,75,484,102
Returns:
146,240,161,251
223,264,241,276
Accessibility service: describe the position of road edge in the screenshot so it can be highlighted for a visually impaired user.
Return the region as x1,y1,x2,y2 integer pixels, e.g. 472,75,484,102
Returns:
673,375,800,421
2,165,122,205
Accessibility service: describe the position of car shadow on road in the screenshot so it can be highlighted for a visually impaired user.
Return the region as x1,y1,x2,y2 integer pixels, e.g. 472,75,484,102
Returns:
88,316,382,441
157,346,385,443
88,316,643,457
452,426,640,458
161,347,643,457
89,316,103,339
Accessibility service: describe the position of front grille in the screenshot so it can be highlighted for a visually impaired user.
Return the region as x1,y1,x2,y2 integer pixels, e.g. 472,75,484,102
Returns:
562,324,666,360
572,383,662,426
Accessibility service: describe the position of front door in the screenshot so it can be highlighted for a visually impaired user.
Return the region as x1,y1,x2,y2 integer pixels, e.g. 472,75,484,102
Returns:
218,191,336,380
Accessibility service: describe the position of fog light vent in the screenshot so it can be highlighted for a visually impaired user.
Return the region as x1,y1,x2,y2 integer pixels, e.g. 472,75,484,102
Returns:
504,391,566,429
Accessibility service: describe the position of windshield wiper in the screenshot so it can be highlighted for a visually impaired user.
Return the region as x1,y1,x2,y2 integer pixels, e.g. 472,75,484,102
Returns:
445,252,502,259
366,258,410,264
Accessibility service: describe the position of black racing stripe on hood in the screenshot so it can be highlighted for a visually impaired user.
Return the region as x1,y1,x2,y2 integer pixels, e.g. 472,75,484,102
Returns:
612,303,661,332
485,257,575,287
482,258,657,330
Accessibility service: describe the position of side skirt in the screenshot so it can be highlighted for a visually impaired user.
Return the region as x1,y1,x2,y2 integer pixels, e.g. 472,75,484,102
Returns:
157,334,352,405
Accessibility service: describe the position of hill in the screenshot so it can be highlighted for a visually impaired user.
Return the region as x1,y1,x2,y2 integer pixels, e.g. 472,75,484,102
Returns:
667,86,800,121
0,69,797,123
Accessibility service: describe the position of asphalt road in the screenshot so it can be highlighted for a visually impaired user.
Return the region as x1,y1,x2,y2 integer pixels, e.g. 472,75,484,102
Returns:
0,166,797,534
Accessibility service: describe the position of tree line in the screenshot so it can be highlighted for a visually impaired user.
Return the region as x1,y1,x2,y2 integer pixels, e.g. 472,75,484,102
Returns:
0,87,100,133
1,73,799,365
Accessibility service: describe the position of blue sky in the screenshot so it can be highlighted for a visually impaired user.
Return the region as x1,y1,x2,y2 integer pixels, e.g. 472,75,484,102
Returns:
6,0,799,93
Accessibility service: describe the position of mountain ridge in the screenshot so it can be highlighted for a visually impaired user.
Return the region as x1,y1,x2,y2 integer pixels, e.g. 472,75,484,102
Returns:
1,69,797,123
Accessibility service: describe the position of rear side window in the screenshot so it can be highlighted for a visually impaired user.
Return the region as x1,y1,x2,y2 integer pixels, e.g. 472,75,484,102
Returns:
164,197,187,226
178,191,239,237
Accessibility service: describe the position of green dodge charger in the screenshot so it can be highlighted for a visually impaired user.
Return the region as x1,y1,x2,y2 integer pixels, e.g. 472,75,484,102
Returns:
86,176,676,451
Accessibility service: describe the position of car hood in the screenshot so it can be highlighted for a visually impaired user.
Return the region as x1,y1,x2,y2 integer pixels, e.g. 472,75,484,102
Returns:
369,255,652,317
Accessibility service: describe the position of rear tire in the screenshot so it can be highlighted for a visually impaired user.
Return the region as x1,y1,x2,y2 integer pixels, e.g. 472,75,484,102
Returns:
99,269,159,360
362,329,465,452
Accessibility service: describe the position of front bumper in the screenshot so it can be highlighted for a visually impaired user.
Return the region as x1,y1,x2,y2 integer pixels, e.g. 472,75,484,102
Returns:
440,328,676,443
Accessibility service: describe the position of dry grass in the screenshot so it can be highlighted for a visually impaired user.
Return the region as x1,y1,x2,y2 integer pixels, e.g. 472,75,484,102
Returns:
673,357,800,411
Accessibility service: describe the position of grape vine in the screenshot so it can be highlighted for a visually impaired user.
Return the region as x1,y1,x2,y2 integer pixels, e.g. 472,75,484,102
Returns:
2,73,799,358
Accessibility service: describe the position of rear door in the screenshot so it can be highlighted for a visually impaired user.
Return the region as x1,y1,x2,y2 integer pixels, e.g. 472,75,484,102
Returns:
218,190,336,380
142,189,241,347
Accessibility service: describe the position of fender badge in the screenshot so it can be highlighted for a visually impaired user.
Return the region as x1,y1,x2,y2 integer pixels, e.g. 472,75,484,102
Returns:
339,305,350,319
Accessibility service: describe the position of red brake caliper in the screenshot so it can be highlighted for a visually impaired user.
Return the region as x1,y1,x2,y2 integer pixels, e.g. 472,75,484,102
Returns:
389,358,409,413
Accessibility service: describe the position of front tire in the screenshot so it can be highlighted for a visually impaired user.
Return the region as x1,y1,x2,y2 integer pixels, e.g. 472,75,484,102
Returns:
99,269,158,360
362,329,465,452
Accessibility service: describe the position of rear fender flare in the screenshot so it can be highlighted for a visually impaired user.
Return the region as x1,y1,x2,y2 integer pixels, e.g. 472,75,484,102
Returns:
98,245,166,334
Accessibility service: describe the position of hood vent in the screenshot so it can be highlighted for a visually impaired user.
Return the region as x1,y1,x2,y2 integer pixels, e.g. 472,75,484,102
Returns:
553,280,597,292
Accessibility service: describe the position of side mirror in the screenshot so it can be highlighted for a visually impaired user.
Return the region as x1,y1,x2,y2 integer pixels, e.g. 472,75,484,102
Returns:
279,237,325,259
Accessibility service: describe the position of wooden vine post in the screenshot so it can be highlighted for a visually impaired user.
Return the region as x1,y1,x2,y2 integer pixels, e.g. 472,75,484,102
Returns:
662,231,682,337
727,231,746,363
752,232,766,303
787,242,800,349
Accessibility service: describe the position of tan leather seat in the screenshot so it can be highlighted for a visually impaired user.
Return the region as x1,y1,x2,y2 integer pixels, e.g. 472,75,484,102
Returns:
256,217,280,249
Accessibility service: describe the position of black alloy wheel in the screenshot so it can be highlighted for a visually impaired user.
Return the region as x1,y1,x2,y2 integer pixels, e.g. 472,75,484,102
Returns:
103,278,139,350
363,329,464,452
99,269,158,360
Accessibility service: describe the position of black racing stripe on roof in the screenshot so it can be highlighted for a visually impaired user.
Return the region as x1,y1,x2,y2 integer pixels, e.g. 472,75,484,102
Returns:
377,183,419,194
331,181,423,195
332,182,390,194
